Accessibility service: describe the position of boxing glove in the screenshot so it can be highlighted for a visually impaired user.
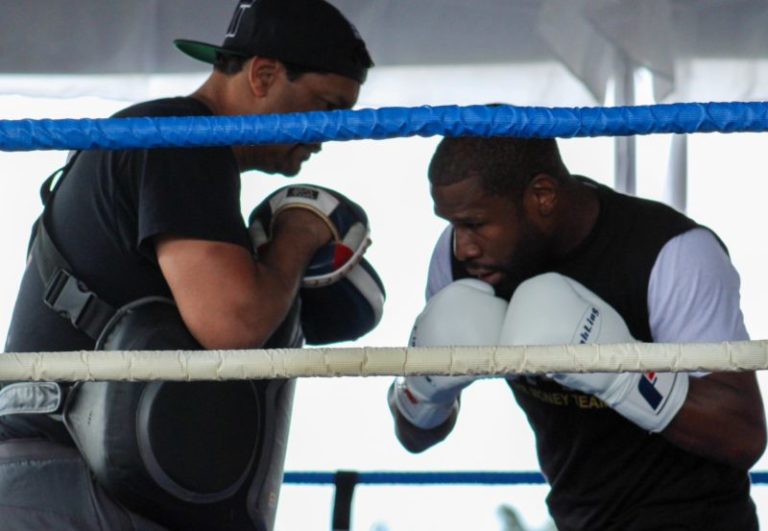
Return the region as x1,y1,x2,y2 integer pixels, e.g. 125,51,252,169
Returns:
499,272,688,433
389,278,508,429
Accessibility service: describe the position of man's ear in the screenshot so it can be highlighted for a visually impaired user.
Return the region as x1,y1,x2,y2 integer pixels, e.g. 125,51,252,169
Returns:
247,57,281,98
524,173,558,219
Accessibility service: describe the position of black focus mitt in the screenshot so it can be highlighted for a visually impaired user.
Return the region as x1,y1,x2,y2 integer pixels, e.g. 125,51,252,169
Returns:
300,257,385,344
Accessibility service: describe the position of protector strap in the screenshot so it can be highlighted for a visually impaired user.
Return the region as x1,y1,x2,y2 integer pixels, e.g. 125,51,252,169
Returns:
32,152,117,342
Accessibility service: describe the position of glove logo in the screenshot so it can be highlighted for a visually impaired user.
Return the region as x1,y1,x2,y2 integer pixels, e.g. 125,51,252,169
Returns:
287,187,319,200
403,386,420,405
408,322,419,347
637,371,663,411
577,306,600,344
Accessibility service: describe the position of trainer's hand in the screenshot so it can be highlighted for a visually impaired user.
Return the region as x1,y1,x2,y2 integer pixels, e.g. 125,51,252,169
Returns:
249,184,370,287
273,207,333,249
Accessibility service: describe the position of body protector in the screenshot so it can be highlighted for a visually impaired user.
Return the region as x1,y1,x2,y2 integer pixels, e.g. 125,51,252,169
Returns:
14,160,302,531
64,297,301,531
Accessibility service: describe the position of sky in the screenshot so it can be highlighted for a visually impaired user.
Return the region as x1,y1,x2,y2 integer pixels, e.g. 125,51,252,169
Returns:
1,67,768,531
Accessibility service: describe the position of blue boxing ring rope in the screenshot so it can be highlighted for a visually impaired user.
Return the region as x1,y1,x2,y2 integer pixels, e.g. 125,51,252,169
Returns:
283,469,768,486
1,101,768,151
285,470,547,485
3,100,768,529
282,470,768,529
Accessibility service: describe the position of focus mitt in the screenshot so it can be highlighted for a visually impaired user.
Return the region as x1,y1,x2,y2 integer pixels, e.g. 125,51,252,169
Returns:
299,257,385,345
249,184,370,287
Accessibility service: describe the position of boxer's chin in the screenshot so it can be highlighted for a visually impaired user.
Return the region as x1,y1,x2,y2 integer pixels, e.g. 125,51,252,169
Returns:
494,270,538,301
475,270,504,286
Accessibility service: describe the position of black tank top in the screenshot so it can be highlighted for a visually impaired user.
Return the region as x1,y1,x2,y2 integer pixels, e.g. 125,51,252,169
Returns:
507,179,756,530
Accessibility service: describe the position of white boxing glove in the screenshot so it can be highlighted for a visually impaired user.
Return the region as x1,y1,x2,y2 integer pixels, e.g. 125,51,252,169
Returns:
499,272,688,433
390,278,508,429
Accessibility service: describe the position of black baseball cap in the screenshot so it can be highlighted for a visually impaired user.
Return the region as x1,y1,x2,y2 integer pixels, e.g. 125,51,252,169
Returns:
174,0,373,83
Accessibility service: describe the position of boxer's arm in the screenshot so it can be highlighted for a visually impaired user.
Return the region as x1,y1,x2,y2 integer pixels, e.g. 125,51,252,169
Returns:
649,228,748,343
648,229,766,469
663,372,765,470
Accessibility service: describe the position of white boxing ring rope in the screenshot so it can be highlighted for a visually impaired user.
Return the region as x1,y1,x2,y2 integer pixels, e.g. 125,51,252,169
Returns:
2,341,767,382
3,101,768,382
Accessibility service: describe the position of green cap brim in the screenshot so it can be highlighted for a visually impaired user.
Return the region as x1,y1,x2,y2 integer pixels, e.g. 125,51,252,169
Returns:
174,39,244,64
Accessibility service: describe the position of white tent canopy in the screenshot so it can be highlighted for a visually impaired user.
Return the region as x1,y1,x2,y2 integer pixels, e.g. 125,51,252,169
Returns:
2,0,768,104
4,0,767,207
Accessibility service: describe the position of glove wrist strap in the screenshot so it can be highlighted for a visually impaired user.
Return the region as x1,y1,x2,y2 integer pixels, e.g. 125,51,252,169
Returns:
393,378,458,430
604,372,689,433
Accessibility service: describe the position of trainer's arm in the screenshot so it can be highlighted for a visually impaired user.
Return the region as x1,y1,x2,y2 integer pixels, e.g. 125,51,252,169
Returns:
650,228,767,469
156,209,330,349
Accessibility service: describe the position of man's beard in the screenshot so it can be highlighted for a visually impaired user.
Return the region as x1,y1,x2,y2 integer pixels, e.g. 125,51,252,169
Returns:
493,224,550,300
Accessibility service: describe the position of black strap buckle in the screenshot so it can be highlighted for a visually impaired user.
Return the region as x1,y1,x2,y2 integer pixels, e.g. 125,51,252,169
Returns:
43,269,93,328
43,269,114,340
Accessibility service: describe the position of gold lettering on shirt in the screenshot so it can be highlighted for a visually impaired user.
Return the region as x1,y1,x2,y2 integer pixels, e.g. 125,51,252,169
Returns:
513,381,608,409
574,393,607,409
528,387,571,406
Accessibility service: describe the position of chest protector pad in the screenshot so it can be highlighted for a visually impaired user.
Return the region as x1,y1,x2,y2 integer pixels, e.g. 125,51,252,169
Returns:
62,297,301,531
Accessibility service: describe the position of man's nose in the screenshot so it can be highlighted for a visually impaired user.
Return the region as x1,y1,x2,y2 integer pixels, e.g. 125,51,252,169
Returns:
453,228,481,261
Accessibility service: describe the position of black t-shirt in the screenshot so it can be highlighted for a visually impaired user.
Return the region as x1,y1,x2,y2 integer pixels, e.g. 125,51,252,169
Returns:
2,97,249,441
